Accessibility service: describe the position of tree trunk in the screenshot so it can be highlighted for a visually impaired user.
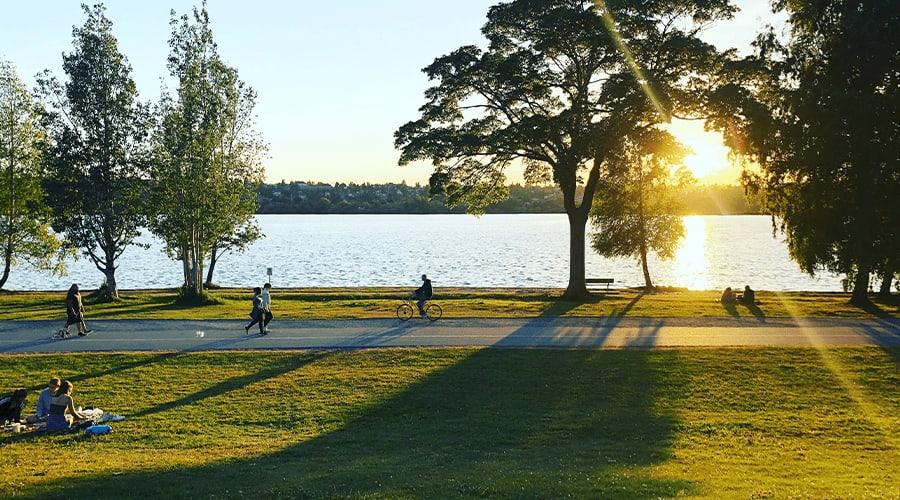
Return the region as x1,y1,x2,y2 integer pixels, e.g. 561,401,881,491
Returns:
2,156,14,290
103,246,119,299
878,271,893,299
103,267,119,300
561,161,602,300
181,245,191,288
850,265,870,305
563,210,589,299
0,251,10,289
1,225,11,289
205,250,218,288
640,243,653,290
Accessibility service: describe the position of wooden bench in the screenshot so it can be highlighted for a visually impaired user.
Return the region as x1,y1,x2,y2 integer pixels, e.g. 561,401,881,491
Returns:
586,278,614,292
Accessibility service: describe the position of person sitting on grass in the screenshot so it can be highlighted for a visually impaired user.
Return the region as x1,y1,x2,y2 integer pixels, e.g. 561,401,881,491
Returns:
739,285,756,305
45,380,89,432
718,287,737,304
25,377,60,424
0,388,28,425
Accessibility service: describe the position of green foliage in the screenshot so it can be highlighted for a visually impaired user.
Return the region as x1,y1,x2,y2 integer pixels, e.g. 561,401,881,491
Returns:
0,61,69,289
730,0,900,304
35,4,151,299
253,181,755,215
591,128,693,288
174,284,223,306
682,184,761,215
149,2,266,296
396,0,738,298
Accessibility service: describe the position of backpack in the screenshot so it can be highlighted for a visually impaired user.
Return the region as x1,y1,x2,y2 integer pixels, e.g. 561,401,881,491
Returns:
0,389,28,424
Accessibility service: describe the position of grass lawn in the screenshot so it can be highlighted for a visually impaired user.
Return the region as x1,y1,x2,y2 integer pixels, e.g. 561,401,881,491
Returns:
1,288,898,497
1,348,898,499
1,287,898,321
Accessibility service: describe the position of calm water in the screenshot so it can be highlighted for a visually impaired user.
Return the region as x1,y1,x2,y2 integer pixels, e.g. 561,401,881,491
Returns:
7,214,843,291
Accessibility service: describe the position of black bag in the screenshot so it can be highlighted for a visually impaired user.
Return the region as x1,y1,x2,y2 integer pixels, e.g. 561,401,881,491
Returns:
0,389,28,424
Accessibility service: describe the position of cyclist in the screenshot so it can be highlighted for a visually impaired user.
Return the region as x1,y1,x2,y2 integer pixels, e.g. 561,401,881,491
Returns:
412,274,433,318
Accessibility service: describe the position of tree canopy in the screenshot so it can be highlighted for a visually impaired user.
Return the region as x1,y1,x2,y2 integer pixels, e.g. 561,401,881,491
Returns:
36,4,151,299
729,0,899,304
590,127,693,289
149,2,266,298
0,61,68,289
396,0,735,298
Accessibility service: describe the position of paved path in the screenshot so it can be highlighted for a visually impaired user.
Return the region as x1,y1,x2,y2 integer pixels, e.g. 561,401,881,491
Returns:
2,317,899,353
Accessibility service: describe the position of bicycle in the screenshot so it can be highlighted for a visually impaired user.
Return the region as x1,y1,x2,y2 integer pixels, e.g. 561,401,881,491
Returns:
396,295,442,321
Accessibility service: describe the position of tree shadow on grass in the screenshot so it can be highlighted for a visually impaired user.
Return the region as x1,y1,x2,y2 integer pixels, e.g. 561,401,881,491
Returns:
27,349,693,498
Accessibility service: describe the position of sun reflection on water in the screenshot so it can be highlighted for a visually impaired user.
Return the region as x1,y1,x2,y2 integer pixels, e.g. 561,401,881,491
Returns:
672,216,710,290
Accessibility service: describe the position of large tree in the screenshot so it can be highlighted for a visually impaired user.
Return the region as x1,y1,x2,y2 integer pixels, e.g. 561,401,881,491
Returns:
149,3,266,298
395,0,735,298
36,3,151,299
0,61,68,289
729,0,899,304
590,127,693,289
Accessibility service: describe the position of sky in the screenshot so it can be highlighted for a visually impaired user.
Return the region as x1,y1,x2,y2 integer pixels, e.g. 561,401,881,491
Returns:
0,1,779,186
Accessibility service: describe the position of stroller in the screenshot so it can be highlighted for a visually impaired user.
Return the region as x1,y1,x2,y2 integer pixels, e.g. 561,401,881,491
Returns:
0,388,28,424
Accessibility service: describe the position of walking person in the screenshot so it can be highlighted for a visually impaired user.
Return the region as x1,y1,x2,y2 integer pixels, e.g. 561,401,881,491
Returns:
261,282,273,333
64,284,92,336
245,287,267,335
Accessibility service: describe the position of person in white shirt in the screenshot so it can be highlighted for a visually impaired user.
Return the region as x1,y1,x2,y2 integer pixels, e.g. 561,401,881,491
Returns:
261,283,273,333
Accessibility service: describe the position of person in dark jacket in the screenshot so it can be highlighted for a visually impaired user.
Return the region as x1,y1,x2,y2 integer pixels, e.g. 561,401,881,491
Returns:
64,284,92,336
413,274,433,318
245,287,267,335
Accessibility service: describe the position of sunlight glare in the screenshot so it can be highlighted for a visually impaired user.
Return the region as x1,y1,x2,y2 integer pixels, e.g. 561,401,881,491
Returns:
666,120,738,184
672,216,709,290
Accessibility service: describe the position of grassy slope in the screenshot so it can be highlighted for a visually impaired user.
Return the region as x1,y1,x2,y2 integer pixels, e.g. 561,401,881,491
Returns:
1,348,898,499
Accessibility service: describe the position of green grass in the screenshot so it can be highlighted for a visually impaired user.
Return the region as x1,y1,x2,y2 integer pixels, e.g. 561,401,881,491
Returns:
1,348,898,498
1,287,897,321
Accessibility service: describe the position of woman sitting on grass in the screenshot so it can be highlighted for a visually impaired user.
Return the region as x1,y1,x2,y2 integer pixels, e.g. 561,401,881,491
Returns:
45,380,88,431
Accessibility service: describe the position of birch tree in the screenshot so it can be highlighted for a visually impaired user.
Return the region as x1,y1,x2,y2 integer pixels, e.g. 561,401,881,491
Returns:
149,2,266,299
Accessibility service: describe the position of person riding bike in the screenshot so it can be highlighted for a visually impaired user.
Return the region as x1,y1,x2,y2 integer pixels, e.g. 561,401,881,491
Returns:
412,274,433,318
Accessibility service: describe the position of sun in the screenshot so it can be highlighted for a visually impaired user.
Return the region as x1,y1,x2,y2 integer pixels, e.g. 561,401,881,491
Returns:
665,119,739,184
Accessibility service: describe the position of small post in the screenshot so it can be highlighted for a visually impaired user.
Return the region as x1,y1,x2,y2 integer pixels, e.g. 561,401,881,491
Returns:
266,267,273,284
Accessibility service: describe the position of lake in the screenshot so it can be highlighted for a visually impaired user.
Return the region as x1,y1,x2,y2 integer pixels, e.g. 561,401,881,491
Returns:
7,214,843,292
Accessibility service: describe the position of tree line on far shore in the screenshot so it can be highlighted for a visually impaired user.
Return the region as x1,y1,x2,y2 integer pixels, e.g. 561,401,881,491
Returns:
256,182,760,216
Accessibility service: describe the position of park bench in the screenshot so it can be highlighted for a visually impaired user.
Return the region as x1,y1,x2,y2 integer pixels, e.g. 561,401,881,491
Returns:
585,278,614,292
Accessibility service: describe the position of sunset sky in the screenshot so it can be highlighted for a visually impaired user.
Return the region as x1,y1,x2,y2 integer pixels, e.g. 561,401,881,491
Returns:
1,1,779,186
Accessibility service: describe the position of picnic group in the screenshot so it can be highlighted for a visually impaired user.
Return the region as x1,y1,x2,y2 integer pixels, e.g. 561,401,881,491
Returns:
1,377,124,436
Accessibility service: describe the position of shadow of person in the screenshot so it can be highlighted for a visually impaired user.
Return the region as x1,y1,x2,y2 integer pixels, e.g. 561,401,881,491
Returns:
743,302,766,322
721,302,739,318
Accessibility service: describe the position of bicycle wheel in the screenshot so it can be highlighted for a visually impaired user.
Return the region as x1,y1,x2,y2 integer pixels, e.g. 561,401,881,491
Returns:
396,303,414,321
425,303,442,321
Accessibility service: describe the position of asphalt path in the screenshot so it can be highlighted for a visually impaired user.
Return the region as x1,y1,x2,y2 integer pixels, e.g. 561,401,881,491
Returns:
1,317,899,353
